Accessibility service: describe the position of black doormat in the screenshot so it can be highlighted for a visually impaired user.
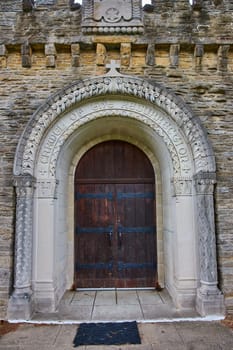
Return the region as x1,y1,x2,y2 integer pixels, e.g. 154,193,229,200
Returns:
73,321,141,347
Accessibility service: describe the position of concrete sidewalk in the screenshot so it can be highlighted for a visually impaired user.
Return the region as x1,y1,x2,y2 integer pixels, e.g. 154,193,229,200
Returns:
1,321,233,350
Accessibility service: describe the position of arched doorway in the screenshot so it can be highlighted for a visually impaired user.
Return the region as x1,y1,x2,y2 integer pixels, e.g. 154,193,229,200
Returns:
8,75,225,319
74,140,157,289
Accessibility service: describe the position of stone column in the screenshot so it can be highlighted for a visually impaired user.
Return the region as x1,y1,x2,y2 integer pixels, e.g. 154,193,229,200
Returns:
33,178,59,313
8,175,36,320
194,172,225,316
173,177,197,308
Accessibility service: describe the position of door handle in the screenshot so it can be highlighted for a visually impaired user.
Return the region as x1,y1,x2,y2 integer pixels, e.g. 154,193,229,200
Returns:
118,231,122,249
109,230,113,246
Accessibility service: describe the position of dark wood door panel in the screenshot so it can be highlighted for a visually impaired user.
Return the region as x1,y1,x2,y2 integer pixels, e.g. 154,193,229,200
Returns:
75,141,154,181
75,183,115,288
116,183,156,287
74,141,157,289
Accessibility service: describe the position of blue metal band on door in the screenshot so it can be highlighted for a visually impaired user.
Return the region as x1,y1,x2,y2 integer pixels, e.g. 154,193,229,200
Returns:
76,262,113,270
117,192,154,200
117,262,156,271
76,226,113,234
118,226,155,234
76,192,113,200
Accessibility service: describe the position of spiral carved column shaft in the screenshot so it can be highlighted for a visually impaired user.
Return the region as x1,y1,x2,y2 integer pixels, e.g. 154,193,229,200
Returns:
194,172,225,316
7,175,35,320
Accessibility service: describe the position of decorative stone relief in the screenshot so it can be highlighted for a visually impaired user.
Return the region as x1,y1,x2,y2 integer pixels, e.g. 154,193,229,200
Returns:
194,172,225,315
194,172,219,289
172,177,193,196
35,99,192,179
81,0,143,34
14,75,214,179
13,175,35,293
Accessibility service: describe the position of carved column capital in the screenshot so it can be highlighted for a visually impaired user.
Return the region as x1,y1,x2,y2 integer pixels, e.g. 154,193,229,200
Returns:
172,177,192,196
37,178,59,199
14,175,36,197
194,172,216,195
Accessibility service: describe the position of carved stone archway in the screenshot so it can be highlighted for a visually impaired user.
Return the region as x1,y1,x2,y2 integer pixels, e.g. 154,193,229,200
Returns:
8,73,225,319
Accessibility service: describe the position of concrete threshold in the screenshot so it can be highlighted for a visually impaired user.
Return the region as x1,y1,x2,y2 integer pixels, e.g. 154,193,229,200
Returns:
9,315,225,325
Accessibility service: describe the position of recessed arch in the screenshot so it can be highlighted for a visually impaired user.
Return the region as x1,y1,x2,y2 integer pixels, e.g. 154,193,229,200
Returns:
8,75,224,320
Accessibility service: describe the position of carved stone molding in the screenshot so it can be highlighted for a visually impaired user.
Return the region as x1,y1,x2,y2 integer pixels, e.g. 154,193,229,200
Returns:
37,178,59,198
172,177,193,196
35,99,193,179
14,75,215,180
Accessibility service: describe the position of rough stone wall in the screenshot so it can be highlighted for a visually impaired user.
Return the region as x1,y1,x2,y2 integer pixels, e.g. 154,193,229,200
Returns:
0,0,233,318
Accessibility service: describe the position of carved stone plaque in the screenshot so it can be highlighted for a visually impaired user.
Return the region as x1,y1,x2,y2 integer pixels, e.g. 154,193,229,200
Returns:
82,0,143,34
94,0,132,22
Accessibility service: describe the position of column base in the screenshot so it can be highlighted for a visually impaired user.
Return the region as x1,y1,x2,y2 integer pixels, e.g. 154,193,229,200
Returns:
196,286,225,316
7,292,33,320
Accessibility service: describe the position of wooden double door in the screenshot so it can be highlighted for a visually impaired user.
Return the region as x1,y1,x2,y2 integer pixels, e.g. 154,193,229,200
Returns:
74,141,157,289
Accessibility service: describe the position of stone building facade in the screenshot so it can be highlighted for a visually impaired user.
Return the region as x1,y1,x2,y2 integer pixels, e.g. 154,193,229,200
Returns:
0,0,233,320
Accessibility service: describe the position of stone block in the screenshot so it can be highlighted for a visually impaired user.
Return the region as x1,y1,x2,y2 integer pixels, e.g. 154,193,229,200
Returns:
71,44,80,56
71,55,80,67
0,57,7,68
96,43,106,66
0,44,8,56
120,43,131,67
22,55,32,68
169,44,180,67
45,44,56,57
146,43,155,66
46,55,56,68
